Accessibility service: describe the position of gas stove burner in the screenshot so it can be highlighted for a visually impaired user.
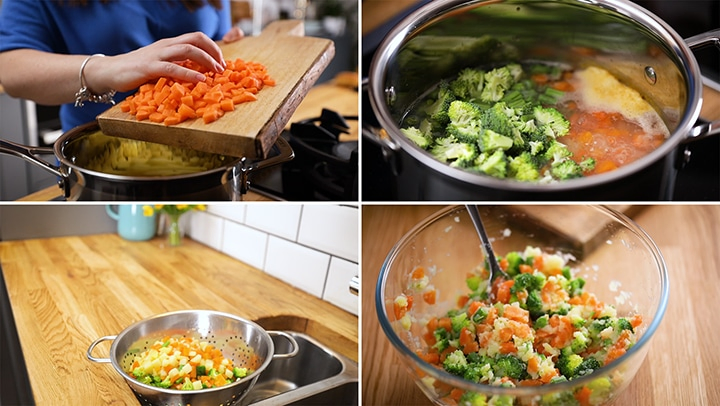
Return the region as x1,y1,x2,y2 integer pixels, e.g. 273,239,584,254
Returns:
280,108,359,201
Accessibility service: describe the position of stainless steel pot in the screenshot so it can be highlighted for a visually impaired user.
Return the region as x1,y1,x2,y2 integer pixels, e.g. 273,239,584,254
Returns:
0,122,293,200
366,0,720,200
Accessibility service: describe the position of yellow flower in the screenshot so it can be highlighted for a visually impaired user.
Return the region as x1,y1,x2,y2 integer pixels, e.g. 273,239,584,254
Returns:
176,204,189,210
142,205,155,217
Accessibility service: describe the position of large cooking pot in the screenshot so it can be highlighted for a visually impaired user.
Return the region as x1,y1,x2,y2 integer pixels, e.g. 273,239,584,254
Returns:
366,0,720,201
0,122,293,201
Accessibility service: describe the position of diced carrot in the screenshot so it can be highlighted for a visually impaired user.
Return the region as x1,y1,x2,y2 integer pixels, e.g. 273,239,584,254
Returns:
496,279,514,304
178,103,196,120
503,305,530,324
411,266,425,280
519,264,533,274
219,98,235,112
422,288,436,305
575,386,592,406
499,257,509,271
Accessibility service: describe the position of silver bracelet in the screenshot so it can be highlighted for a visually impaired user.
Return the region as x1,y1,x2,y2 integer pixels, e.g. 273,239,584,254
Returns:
74,53,116,107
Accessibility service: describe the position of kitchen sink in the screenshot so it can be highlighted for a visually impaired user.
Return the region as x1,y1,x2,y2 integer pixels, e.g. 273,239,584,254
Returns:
242,331,358,405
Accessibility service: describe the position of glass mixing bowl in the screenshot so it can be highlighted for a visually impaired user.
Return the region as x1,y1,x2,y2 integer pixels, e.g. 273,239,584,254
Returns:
376,205,669,405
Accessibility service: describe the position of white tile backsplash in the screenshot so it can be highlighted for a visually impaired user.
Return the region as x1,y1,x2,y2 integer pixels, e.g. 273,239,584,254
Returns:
323,257,359,314
188,204,358,315
221,221,268,270
298,205,358,263
265,236,330,298
245,204,302,241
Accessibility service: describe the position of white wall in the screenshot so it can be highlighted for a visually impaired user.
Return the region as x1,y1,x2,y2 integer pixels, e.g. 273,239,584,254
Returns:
186,203,359,315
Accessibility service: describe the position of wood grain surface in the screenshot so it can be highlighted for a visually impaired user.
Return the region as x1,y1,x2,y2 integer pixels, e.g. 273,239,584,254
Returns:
98,20,335,159
0,234,357,405
361,205,720,406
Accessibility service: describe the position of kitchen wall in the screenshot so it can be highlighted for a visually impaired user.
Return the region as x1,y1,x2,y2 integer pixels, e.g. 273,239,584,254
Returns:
186,203,359,315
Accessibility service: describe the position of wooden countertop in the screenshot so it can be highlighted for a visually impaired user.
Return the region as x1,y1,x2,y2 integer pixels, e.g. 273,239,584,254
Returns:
0,233,358,405
362,205,720,405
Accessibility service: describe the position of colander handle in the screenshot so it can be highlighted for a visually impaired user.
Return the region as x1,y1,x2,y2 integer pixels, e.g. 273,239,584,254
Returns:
86,335,117,363
268,331,299,359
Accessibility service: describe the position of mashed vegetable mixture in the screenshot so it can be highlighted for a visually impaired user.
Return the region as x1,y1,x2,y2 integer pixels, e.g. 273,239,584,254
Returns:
393,246,642,405
127,336,252,390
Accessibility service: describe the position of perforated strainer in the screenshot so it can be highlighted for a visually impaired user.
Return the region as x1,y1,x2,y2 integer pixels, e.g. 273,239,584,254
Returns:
87,310,298,406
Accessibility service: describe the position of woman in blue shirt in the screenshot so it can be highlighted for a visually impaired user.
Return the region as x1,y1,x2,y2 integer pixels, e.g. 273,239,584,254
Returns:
0,0,243,131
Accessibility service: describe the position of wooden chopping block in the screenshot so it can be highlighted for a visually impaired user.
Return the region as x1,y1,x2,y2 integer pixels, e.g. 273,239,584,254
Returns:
97,20,335,159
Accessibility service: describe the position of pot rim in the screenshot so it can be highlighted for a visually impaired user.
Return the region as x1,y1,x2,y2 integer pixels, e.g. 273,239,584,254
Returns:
54,122,242,182
375,204,670,397
107,309,274,395
368,0,704,192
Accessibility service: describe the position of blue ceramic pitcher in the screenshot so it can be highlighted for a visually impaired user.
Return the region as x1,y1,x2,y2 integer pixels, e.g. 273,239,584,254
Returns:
106,205,157,241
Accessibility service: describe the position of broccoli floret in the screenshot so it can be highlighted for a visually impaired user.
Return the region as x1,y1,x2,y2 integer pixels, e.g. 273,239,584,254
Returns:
557,352,583,378
492,355,527,380
430,136,477,165
181,378,194,390
481,66,514,102
490,394,515,406
451,68,485,101
615,318,634,333
588,317,613,339
401,126,432,149
570,331,590,354
424,81,456,131
459,391,488,406
446,100,483,143
539,390,580,406
444,349,469,376
544,140,573,164
550,159,584,180
233,367,249,379
463,363,486,383
587,377,613,404
475,149,508,179
576,357,601,377
451,312,471,334
196,365,207,376
579,157,596,172
479,102,521,140
508,152,541,181
479,129,513,152
567,277,585,297
525,290,544,318
533,106,570,138
503,251,523,276
506,63,524,82
534,314,549,329
433,327,451,352
512,272,544,292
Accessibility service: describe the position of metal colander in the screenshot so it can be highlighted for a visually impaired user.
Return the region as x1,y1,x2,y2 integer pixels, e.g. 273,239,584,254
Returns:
87,310,298,406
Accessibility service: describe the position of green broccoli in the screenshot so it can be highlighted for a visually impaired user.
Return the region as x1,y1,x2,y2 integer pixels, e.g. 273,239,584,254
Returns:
463,363,486,383
550,159,584,180
471,306,489,324
447,100,483,143
492,354,527,380
570,331,590,354
533,106,570,138
588,317,613,339
479,102,521,140
587,377,613,404
539,390,580,406
525,290,544,318
401,126,432,149
579,157,596,172
512,272,544,292
475,149,508,179
233,367,249,379
430,136,477,165
490,394,515,406
534,314,549,329
479,129,513,152
508,152,541,181
459,391,488,406
424,81,456,131
196,365,207,376
444,349,469,376
615,318,634,333
451,68,485,101
567,277,586,297
557,352,583,378
451,312,471,334
537,87,565,106
181,378,194,390
576,357,601,377
433,327,451,352
481,66,514,102
544,140,573,164
503,251,523,276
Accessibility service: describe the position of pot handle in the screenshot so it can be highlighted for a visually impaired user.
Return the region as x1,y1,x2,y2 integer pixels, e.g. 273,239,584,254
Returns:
86,335,117,363
0,138,63,178
267,331,299,359
683,29,720,143
224,136,295,199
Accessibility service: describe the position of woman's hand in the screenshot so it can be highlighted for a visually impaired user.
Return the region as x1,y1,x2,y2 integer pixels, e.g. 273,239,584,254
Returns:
89,31,229,93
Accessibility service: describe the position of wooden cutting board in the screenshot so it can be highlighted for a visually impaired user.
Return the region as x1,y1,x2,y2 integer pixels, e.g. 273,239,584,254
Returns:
97,20,335,159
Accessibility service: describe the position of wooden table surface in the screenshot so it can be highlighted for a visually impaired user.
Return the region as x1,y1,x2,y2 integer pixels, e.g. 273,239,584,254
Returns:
361,205,720,406
0,234,358,405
